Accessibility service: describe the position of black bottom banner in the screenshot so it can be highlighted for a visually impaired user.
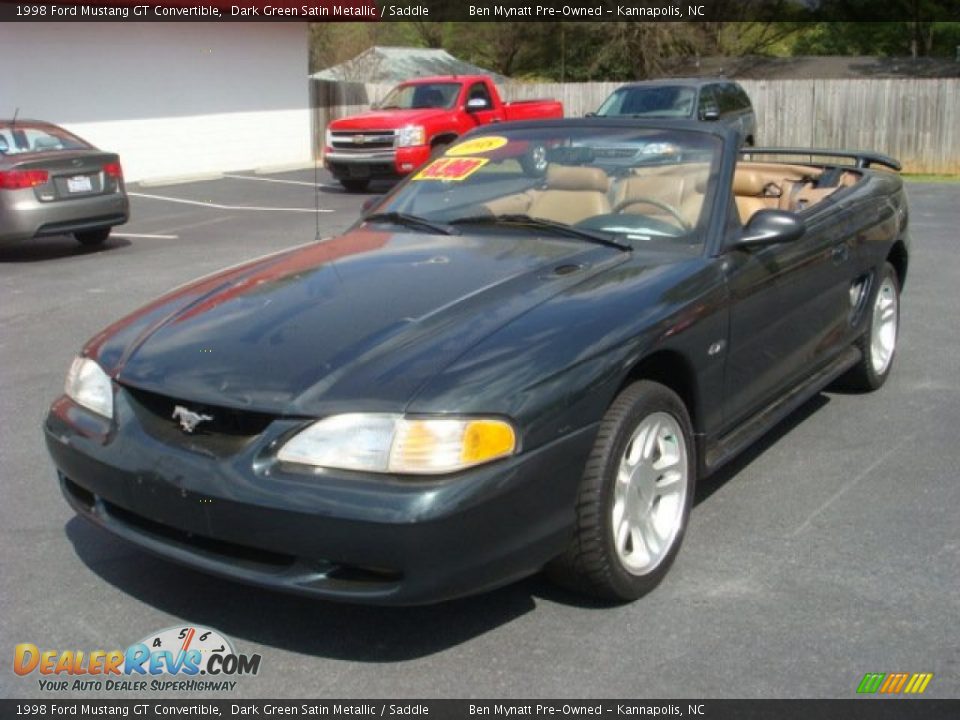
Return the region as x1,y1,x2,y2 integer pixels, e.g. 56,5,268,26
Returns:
2,700,959,720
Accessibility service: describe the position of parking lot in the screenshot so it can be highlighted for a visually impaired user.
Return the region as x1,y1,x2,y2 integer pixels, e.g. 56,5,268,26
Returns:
1,171,958,699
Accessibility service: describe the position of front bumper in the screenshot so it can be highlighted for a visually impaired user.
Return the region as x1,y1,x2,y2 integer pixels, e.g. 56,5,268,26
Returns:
44,392,595,605
324,146,432,180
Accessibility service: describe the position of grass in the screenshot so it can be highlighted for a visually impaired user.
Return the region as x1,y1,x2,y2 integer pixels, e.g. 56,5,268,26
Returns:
902,173,960,183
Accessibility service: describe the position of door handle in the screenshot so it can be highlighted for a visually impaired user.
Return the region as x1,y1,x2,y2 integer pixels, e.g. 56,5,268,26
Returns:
831,244,849,264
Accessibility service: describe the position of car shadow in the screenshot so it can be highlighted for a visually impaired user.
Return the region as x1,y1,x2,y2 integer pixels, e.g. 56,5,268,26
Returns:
0,235,130,262
63,392,832,661
318,180,397,196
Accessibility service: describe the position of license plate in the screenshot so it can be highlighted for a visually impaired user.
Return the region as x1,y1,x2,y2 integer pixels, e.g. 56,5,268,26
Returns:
66,175,93,193
347,164,370,178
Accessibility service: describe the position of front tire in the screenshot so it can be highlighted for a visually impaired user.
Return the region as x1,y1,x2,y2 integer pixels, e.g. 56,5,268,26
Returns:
547,380,696,602
74,228,110,246
840,262,900,392
520,143,548,177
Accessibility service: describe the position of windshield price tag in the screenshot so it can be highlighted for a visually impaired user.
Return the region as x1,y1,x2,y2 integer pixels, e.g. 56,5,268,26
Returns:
446,136,509,156
413,157,488,182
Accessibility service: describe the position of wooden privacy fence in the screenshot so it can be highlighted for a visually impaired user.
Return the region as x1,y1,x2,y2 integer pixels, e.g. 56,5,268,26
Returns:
311,78,960,174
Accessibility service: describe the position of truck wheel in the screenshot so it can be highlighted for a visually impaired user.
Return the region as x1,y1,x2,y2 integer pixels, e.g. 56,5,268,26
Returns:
547,380,695,602
430,141,452,159
520,144,548,177
74,228,111,247
839,262,900,392
339,179,370,193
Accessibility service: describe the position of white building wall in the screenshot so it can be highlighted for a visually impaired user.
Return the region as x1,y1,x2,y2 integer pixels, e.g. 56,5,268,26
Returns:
0,23,311,182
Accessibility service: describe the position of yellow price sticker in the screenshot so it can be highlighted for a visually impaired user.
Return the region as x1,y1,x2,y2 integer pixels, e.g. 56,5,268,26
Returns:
446,136,509,157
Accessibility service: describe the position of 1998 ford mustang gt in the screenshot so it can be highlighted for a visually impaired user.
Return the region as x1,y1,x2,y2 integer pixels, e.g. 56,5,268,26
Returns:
45,120,908,604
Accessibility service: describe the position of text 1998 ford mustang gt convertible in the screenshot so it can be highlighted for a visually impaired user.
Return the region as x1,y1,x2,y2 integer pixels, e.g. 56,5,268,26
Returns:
45,120,908,604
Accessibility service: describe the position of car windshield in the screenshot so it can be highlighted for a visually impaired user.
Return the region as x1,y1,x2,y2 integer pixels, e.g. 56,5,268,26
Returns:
377,83,461,110
0,123,90,155
371,126,722,249
597,86,697,118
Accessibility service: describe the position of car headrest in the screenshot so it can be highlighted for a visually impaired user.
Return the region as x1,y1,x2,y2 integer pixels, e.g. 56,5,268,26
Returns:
546,165,609,193
732,170,768,196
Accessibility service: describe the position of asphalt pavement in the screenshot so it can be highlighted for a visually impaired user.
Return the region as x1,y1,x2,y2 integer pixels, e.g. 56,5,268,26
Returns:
1,171,957,699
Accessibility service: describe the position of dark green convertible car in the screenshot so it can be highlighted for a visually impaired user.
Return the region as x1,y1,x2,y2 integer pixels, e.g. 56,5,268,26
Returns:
45,120,908,604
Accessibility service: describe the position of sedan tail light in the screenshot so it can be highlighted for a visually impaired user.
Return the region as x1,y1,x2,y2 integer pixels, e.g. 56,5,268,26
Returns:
0,169,50,190
102,161,123,179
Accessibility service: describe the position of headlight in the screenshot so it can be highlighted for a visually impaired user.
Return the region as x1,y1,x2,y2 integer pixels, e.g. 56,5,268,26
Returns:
324,128,333,148
642,142,678,155
276,413,517,475
396,125,426,147
64,356,113,419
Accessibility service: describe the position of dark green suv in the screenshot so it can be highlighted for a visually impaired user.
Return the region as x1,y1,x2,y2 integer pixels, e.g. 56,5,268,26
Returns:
593,78,757,146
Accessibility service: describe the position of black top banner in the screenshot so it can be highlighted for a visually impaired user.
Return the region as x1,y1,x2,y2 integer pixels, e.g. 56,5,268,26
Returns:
1,0,959,22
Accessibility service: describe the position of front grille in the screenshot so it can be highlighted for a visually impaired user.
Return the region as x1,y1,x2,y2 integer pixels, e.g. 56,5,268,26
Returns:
122,385,276,456
62,473,406,590
330,130,396,152
592,147,639,159
104,498,403,585
105,500,298,570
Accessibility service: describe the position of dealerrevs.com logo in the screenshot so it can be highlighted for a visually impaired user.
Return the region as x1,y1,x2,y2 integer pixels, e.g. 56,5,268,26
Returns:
14,625,261,692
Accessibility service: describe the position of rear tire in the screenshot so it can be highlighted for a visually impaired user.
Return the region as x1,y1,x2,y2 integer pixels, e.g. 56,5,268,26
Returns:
839,262,900,392
74,228,110,246
547,380,695,602
339,178,370,193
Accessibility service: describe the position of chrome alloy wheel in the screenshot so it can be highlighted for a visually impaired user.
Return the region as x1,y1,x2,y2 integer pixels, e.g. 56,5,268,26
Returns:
870,275,899,375
529,144,548,172
612,412,689,576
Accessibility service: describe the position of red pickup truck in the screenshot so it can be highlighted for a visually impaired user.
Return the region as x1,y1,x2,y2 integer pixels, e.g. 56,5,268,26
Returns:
323,75,564,191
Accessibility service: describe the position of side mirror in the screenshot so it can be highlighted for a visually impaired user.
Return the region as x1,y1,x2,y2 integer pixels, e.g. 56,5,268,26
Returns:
735,209,805,248
361,195,383,215
466,97,490,112
584,111,597,118
700,106,720,122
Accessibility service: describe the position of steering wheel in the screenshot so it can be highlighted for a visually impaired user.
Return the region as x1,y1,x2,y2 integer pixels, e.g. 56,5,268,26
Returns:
612,196,690,231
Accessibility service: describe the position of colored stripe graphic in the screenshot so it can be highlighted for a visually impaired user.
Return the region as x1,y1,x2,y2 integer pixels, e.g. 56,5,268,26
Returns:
905,673,934,694
857,672,933,694
857,673,885,694
879,673,909,693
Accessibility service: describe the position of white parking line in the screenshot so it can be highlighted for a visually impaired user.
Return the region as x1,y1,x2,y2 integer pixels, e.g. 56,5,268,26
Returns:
128,192,334,213
223,174,335,188
110,232,179,239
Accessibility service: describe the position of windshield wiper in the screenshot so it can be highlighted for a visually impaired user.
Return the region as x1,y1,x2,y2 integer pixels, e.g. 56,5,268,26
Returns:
450,214,631,251
364,212,456,236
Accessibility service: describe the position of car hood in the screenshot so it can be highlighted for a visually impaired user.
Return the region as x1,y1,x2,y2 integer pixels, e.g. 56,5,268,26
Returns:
328,108,450,131
89,230,628,416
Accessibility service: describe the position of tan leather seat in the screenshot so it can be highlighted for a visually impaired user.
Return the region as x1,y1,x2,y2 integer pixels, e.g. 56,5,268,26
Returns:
612,170,709,227
527,165,611,225
613,175,686,212
732,169,771,224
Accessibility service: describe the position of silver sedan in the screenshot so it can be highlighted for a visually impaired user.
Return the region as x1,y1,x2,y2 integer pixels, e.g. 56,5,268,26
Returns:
0,120,129,247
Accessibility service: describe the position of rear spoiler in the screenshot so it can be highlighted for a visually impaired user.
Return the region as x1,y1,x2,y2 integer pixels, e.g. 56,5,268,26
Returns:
739,147,901,172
